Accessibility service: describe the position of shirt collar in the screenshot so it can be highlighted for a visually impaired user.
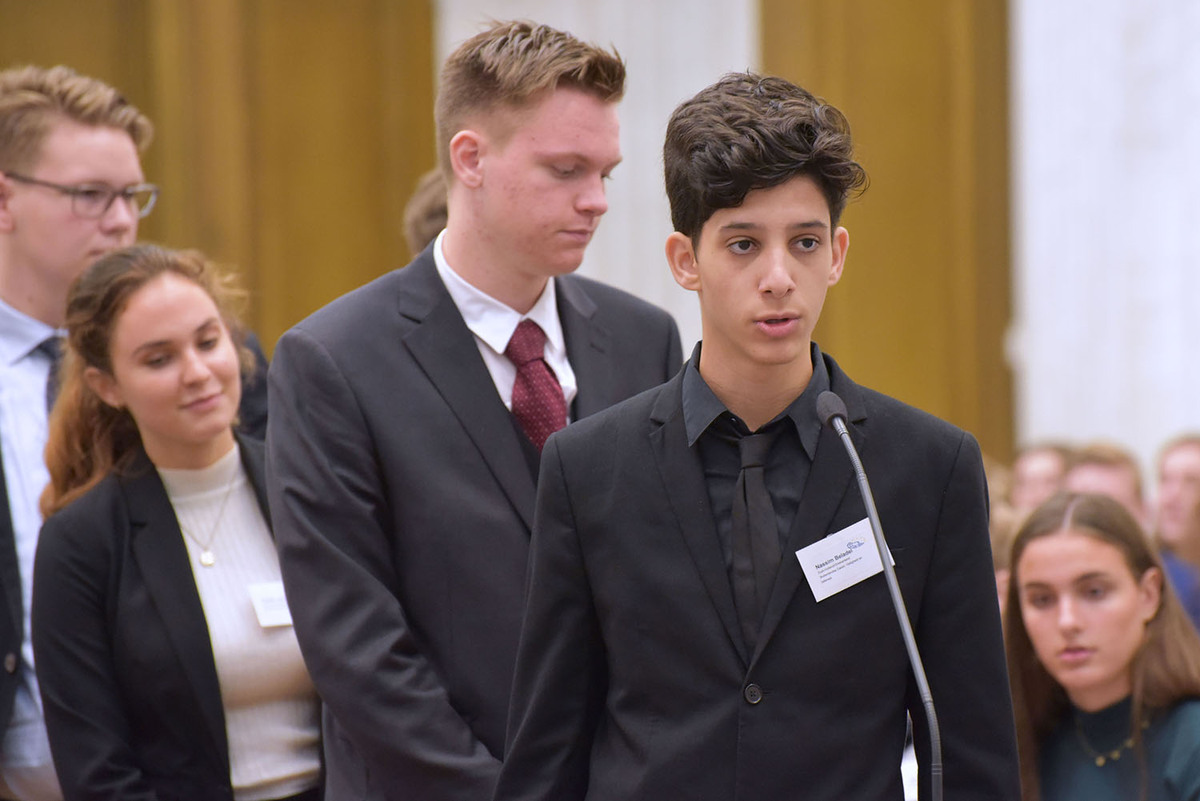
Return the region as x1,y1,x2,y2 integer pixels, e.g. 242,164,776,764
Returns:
682,341,829,460
0,296,62,368
433,230,564,356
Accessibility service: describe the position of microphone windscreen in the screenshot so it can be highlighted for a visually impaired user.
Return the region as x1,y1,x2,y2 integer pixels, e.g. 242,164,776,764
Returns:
816,391,849,428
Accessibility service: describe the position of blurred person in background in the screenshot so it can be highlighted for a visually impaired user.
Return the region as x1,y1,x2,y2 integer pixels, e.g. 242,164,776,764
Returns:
403,167,447,258
1063,441,1149,530
1154,434,1200,631
1006,492,1200,800
1010,443,1075,517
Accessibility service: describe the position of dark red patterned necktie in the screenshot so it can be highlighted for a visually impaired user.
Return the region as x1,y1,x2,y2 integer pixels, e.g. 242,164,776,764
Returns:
505,320,567,451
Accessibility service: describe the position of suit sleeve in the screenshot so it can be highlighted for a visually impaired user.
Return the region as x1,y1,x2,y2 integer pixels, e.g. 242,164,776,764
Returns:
493,434,606,801
908,432,1020,801
266,326,499,799
32,514,160,801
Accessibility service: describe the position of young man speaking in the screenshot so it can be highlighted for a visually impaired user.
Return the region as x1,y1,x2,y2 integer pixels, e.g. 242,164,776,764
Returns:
495,73,1018,801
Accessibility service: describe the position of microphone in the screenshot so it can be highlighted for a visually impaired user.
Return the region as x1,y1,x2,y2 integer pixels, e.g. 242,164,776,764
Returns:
817,391,943,801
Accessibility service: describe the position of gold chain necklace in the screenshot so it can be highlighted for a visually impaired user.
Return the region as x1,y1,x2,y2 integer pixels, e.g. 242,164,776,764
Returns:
178,469,238,568
1073,714,1150,767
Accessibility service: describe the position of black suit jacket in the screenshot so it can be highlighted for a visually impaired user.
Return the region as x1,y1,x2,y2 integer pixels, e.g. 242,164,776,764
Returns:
496,352,1020,801
266,250,682,801
30,436,282,801
0,338,269,736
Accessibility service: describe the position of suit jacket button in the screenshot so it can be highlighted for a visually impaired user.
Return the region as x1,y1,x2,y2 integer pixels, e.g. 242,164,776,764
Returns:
743,683,763,704
3,653,16,674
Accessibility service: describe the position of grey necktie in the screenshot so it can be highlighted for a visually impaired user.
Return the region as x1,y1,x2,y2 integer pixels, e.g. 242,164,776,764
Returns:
37,336,64,413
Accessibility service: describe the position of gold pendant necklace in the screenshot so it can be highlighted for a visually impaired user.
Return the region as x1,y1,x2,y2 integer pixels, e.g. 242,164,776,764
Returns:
178,469,238,568
1073,714,1149,767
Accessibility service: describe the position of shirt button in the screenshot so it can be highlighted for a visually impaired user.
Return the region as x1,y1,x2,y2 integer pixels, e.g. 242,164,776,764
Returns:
743,683,763,704
3,653,16,674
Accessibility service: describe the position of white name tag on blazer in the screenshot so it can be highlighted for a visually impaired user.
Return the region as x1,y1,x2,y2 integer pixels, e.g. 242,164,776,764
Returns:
249,581,293,628
796,517,892,602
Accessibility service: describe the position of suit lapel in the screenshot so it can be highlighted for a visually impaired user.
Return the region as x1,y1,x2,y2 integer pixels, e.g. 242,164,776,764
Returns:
124,455,229,772
557,276,613,420
0,455,22,639
397,257,538,531
755,358,867,658
649,376,750,666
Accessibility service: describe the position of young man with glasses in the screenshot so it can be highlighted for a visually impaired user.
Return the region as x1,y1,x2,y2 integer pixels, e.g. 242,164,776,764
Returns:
0,65,272,801
0,63,157,801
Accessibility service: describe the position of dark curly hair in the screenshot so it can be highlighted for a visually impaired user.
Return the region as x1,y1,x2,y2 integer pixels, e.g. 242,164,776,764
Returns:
663,72,867,240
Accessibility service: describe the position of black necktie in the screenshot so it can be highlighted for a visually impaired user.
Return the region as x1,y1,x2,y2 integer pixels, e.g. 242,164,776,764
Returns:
730,427,781,652
37,336,64,413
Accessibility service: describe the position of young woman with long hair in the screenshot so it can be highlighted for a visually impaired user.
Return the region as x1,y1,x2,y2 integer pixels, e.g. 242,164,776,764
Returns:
31,244,321,801
1006,491,1200,800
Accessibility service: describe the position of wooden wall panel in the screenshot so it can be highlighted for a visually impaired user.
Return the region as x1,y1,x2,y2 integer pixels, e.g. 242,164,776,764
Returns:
1,0,436,353
762,0,1013,461
249,0,436,340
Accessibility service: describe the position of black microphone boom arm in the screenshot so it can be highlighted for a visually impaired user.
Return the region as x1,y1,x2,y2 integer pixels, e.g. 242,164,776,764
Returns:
816,391,943,801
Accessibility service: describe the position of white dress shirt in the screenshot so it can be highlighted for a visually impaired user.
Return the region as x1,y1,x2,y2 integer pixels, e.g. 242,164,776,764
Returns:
0,298,63,801
433,231,578,415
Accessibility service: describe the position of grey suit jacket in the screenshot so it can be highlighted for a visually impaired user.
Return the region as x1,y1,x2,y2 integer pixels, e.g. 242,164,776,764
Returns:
266,250,682,801
496,351,1020,801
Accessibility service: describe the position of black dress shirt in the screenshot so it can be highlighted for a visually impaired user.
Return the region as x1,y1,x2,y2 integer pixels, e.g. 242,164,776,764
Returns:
681,343,829,575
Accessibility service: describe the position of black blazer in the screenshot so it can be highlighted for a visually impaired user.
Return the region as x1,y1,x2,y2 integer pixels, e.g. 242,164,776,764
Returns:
495,352,1020,801
0,338,269,735
266,249,682,801
31,436,306,801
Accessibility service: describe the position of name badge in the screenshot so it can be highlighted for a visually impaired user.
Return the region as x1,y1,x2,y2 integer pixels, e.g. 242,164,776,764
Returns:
796,517,892,602
248,581,293,628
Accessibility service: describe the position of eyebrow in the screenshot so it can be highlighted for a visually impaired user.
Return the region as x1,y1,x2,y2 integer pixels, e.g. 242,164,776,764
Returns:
718,219,830,234
540,150,623,169
1071,571,1112,584
1021,571,1113,592
131,317,221,356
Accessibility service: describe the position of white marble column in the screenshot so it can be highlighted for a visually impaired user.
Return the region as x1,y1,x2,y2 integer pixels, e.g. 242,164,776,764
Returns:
435,0,761,354
1011,0,1200,485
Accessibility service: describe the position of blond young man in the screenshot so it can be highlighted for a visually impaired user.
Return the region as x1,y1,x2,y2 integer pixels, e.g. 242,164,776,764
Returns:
0,65,154,801
266,21,681,801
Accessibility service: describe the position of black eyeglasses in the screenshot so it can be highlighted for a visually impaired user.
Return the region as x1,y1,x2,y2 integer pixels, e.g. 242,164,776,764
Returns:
3,172,159,219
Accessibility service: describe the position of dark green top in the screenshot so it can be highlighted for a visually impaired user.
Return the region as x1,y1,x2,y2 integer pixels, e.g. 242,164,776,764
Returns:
1040,696,1200,801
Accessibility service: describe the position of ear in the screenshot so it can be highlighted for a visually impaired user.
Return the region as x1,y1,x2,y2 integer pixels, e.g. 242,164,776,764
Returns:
0,174,15,233
84,365,124,410
1138,566,1164,624
666,232,700,292
448,130,485,189
828,226,850,287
